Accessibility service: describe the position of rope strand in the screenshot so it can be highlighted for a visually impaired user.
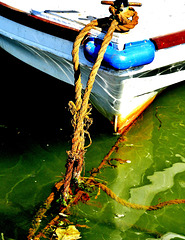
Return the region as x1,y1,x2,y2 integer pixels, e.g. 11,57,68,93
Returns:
63,4,139,203
89,179,185,211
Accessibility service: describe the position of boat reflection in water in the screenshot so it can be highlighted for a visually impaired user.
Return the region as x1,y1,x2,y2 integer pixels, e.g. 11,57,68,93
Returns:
74,94,185,239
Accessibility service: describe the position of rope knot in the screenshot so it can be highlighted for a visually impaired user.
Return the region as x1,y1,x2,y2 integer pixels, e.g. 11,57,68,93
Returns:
109,6,139,32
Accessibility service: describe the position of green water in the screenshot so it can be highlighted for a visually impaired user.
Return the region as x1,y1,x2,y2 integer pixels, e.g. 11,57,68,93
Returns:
1,49,185,239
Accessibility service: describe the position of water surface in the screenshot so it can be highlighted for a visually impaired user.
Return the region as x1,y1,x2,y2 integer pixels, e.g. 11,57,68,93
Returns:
1,49,185,239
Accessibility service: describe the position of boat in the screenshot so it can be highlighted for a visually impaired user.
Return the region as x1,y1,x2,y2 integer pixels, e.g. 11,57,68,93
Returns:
1,0,185,134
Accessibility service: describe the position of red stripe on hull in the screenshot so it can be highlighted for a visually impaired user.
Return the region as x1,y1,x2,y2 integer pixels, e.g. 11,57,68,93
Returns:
151,30,185,50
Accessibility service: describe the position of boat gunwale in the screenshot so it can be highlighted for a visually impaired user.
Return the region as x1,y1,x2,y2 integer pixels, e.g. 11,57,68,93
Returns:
0,1,80,42
1,1,185,50
151,30,185,50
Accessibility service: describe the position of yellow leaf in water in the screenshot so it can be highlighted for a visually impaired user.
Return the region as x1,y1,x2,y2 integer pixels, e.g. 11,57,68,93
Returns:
56,225,81,240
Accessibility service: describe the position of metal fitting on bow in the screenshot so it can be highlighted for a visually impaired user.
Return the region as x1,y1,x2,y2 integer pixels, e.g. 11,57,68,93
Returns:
114,0,129,9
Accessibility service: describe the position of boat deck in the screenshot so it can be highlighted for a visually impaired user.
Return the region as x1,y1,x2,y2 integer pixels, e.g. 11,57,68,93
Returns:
1,0,185,42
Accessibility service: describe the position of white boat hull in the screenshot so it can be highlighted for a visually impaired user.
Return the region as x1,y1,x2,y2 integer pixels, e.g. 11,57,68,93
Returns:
1,1,185,133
